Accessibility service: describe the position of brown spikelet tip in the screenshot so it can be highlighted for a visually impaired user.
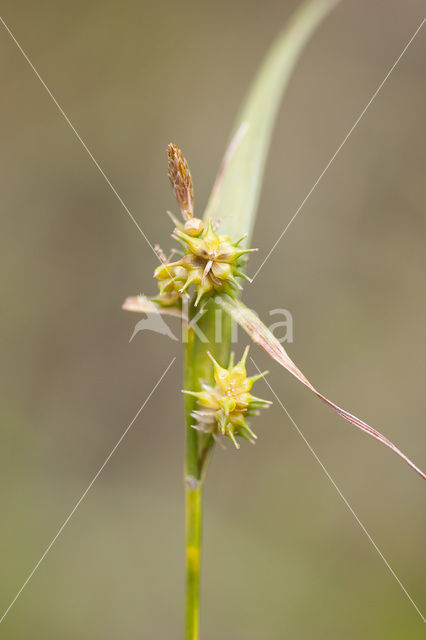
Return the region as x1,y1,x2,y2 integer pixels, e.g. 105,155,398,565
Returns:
167,143,194,221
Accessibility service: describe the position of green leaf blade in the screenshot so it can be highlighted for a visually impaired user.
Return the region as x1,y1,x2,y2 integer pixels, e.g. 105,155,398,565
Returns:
204,0,340,244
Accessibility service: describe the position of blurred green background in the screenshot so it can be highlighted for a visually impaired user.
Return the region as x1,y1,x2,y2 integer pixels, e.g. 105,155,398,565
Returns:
1,1,425,638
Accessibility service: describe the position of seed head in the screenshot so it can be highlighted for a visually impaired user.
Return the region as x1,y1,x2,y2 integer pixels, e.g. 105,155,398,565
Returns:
183,347,271,448
152,262,188,307
167,220,255,306
151,146,256,307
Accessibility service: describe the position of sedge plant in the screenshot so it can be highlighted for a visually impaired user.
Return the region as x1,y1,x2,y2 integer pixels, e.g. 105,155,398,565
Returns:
123,1,426,637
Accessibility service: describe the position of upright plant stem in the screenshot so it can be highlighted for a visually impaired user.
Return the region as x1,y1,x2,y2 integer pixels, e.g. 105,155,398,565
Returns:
184,383,201,640
183,298,232,640
183,311,203,640
185,482,202,640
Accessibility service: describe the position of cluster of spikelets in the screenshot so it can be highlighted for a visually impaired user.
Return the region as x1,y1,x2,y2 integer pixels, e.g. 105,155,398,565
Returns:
183,347,271,448
152,144,257,308
150,145,271,447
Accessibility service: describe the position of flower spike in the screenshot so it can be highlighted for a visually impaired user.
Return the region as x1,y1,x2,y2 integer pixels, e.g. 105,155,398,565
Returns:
167,143,194,221
184,348,271,448
132,144,257,308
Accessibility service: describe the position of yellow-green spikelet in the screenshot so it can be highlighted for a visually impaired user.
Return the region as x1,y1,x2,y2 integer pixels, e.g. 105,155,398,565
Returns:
183,347,271,448
154,219,256,307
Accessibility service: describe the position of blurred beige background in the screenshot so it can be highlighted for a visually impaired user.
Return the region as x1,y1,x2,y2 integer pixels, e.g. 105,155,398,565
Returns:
1,1,425,638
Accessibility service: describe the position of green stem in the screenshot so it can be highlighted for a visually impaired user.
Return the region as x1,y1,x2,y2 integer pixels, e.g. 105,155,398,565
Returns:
183,298,232,640
185,483,202,640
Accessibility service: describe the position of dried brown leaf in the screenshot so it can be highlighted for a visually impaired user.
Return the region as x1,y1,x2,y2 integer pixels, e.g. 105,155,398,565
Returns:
122,295,186,320
218,296,426,481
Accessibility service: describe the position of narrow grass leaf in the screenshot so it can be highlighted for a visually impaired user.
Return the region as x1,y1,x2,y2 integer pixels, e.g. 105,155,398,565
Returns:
219,296,426,481
204,0,340,244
